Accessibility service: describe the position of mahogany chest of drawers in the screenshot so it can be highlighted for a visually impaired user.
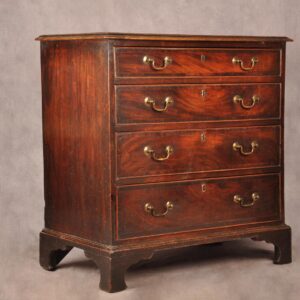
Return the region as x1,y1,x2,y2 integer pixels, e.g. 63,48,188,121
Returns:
37,33,292,293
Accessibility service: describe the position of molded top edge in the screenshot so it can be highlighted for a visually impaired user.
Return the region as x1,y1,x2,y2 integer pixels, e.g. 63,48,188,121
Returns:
36,32,293,42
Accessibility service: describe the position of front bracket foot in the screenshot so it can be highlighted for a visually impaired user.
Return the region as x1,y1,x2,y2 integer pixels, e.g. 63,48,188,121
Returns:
252,226,292,264
40,232,73,271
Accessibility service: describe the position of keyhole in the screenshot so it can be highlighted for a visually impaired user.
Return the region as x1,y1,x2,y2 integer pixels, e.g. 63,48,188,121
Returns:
200,89,207,97
201,54,206,62
201,132,206,142
201,184,207,192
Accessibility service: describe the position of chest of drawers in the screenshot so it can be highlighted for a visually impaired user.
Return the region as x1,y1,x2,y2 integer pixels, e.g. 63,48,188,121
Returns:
37,33,292,293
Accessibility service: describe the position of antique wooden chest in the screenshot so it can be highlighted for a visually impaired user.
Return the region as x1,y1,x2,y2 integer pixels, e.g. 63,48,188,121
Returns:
37,33,292,292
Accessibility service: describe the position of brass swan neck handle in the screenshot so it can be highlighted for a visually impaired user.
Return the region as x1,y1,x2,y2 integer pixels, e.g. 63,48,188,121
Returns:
233,193,260,207
232,56,258,71
233,141,259,156
144,145,173,161
144,96,173,112
233,95,260,109
144,201,174,217
143,55,172,70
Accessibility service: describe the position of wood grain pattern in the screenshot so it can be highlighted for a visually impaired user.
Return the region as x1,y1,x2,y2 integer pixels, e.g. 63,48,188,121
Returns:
36,32,292,42
40,223,291,292
115,48,281,77
38,34,292,292
114,75,282,86
117,174,280,239
116,83,281,124
117,126,280,178
41,40,112,243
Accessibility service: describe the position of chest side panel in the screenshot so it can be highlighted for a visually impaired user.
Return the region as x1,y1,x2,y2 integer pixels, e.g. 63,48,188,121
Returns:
41,40,112,243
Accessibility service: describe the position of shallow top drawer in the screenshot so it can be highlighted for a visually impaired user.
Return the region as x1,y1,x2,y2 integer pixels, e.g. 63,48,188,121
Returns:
114,47,281,77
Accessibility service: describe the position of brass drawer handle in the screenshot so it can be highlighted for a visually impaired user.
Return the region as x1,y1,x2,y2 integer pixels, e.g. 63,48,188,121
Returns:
144,145,173,161
232,56,258,71
233,141,259,156
233,95,260,109
144,96,173,112
145,201,174,217
143,55,172,70
233,192,260,207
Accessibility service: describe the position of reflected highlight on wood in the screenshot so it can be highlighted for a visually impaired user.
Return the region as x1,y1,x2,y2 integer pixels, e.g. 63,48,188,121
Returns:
38,33,292,292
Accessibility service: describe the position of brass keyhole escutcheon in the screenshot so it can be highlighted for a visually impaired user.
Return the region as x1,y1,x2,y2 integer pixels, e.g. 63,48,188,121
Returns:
201,132,206,143
200,89,207,97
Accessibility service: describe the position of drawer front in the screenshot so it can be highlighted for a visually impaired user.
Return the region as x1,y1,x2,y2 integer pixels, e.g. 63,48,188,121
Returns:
116,84,280,124
115,48,281,77
117,126,280,178
117,174,280,239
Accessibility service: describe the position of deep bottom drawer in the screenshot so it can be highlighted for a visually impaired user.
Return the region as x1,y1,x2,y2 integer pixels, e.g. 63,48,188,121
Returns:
116,174,280,239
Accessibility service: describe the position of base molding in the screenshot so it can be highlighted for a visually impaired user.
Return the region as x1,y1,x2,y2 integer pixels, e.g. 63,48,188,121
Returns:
40,224,292,292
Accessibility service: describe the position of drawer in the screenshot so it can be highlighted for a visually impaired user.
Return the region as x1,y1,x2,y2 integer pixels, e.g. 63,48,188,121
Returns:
116,84,281,124
116,174,280,239
115,48,281,77
116,126,280,178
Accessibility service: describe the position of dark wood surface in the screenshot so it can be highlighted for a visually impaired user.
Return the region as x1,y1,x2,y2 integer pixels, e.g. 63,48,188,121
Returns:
117,126,280,178
115,47,281,77
38,34,291,292
116,83,281,124
117,174,280,239
41,40,113,243
40,224,291,292
36,32,292,42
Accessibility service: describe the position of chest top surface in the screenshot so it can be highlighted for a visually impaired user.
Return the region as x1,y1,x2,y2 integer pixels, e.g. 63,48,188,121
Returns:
36,32,292,42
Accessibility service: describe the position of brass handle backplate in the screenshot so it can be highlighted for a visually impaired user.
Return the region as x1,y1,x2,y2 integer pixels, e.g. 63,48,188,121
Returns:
232,56,258,71
143,55,172,70
233,192,260,207
145,201,174,217
233,141,259,156
233,95,260,109
144,96,173,112
144,145,173,161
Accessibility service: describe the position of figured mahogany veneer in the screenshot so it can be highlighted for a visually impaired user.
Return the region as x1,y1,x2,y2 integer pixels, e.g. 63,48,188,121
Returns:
37,33,292,293
117,126,280,178
116,83,281,124
115,48,281,77
117,174,280,239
